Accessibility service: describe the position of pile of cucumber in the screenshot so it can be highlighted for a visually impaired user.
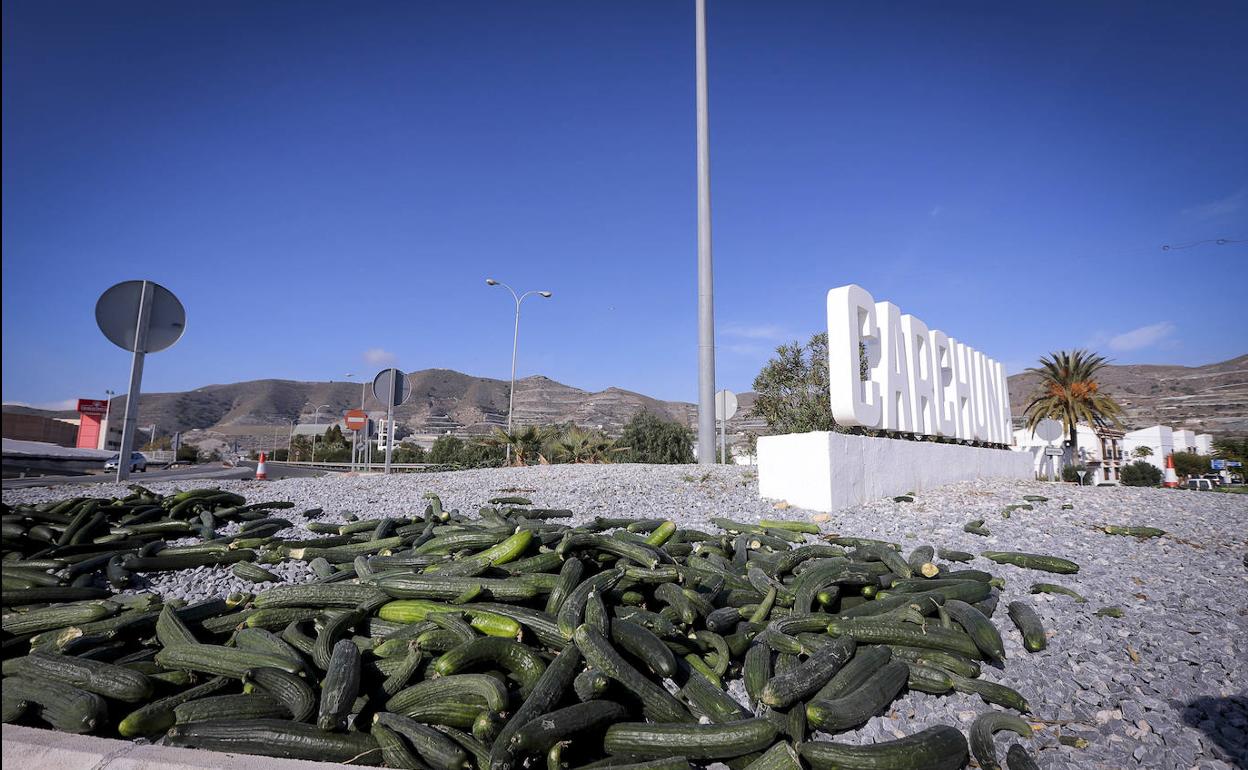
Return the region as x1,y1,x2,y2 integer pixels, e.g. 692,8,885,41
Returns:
1,487,1081,770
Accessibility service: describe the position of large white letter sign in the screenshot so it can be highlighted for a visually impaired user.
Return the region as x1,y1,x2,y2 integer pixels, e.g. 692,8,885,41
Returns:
901,314,937,435
876,302,913,432
827,285,1012,441
827,285,881,427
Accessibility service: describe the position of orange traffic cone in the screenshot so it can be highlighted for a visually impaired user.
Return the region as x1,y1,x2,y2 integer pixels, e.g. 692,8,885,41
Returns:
1163,455,1178,488
255,452,268,481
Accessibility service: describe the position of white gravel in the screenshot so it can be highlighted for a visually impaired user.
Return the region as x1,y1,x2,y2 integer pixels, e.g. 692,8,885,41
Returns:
5,464,1246,770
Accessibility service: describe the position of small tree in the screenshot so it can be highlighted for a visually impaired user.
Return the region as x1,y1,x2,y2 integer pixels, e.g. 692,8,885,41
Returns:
176,442,199,463
751,333,836,435
324,425,346,446
618,412,694,464
1120,460,1162,487
1132,445,1153,459
289,436,312,461
1062,463,1088,483
1170,451,1207,479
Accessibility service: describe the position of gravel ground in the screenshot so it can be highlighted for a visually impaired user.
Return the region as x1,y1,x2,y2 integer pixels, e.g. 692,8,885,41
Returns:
4,464,1246,770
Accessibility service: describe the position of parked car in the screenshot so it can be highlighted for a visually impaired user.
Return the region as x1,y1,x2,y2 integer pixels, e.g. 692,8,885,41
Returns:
1186,477,1213,491
1199,473,1224,487
105,451,147,473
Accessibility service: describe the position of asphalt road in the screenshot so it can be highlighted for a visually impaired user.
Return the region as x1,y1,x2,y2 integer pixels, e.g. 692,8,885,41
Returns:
1,461,326,489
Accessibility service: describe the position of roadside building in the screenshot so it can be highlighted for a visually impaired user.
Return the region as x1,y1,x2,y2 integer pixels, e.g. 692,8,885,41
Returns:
1,413,79,447
1171,429,1198,455
1013,423,1126,484
1122,425,1174,473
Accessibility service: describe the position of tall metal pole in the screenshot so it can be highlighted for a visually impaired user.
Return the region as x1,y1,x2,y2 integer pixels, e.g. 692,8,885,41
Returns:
719,391,727,464
506,300,521,465
385,369,396,474
101,390,115,450
695,0,717,464
115,281,154,482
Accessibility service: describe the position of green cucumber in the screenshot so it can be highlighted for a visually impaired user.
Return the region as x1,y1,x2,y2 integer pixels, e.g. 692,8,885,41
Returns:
118,676,231,737
433,637,547,695
3,676,108,734
761,636,855,708
2,600,117,634
318,638,361,731
805,660,908,732
573,625,692,724
826,618,981,659
610,618,677,678
742,643,772,707
509,700,630,756
970,711,1033,770
372,720,425,769
904,661,955,693
812,644,892,702
174,692,289,724
1100,525,1164,538
244,666,316,722
950,673,1030,713
798,725,968,770
388,674,510,715
155,643,303,678
545,557,585,615
377,574,539,602
1006,601,1047,652
489,644,582,770
254,583,389,610
232,561,280,583
166,718,381,764
604,718,777,760
886,646,981,679
981,551,1079,574
681,668,751,723
942,599,1005,663
1029,583,1086,603
558,569,625,639
937,548,974,563
375,711,473,770
8,650,153,702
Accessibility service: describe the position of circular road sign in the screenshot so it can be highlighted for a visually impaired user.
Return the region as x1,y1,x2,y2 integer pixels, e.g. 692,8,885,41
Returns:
715,389,738,421
344,409,368,431
95,280,186,353
1034,418,1063,442
372,368,410,407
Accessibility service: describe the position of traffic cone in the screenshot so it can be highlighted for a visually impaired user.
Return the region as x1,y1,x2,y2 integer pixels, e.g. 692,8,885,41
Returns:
1163,455,1179,488
255,452,268,481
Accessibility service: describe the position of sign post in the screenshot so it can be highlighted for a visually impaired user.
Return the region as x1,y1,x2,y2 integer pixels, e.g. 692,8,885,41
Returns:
95,280,185,482
345,410,368,472
372,369,409,475
1034,419,1064,482
714,389,737,464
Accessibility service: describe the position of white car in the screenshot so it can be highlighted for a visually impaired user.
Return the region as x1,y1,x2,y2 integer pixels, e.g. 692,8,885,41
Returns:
1186,478,1213,491
105,452,147,473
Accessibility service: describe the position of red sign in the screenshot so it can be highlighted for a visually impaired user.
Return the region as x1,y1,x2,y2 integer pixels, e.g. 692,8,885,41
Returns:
344,410,368,431
77,399,109,416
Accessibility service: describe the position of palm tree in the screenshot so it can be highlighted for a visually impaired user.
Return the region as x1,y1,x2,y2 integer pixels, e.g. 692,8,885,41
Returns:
1022,350,1124,466
550,426,622,464
484,426,551,467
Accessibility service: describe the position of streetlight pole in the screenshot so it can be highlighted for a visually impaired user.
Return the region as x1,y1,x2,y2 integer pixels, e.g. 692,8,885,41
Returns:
695,0,718,465
310,404,330,462
486,279,552,464
345,374,367,470
102,390,116,451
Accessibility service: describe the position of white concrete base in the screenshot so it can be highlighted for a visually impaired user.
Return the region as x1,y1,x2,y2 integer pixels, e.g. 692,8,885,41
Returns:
757,431,1034,512
1,724,361,770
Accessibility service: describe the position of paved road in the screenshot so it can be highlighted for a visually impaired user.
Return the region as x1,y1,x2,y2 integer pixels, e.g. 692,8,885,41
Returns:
1,461,326,490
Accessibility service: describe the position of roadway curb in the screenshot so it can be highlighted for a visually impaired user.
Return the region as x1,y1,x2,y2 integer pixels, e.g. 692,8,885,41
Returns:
1,724,356,769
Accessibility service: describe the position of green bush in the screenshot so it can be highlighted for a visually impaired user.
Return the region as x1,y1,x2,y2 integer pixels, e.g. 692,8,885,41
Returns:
176,443,199,463
617,412,694,464
1062,463,1089,483
1120,460,1162,487
426,435,504,468
1170,451,1208,479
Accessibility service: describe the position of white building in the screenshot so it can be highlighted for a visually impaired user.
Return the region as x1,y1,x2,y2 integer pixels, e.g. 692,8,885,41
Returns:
1171,429,1197,455
1194,433,1214,455
1013,423,1125,484
1122,425,1174,472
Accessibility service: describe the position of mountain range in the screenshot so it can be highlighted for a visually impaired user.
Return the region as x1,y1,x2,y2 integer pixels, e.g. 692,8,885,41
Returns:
4,355,1244,451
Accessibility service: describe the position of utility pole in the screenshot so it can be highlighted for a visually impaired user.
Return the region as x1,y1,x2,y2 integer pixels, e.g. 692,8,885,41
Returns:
695,0,717,464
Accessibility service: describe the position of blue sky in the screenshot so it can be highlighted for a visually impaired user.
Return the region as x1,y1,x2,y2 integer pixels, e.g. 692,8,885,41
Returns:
4,1,1245,409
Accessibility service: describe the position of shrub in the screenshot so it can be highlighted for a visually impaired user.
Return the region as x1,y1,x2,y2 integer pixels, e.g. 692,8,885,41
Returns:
1062,463,1089,483
1120,460,1162,487
1170,451,1208,479
176,443,199,463
618,412,694,464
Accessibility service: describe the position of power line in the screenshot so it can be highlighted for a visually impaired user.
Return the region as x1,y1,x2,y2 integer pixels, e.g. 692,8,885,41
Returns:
1161,238,1245,251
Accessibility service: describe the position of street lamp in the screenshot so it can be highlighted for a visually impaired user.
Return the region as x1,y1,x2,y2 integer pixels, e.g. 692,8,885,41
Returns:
102,390,116,451
486,278,552,463
308,404,331,462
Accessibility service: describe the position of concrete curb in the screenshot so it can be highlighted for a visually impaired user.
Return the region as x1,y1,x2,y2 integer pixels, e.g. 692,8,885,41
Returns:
2,724,357,769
